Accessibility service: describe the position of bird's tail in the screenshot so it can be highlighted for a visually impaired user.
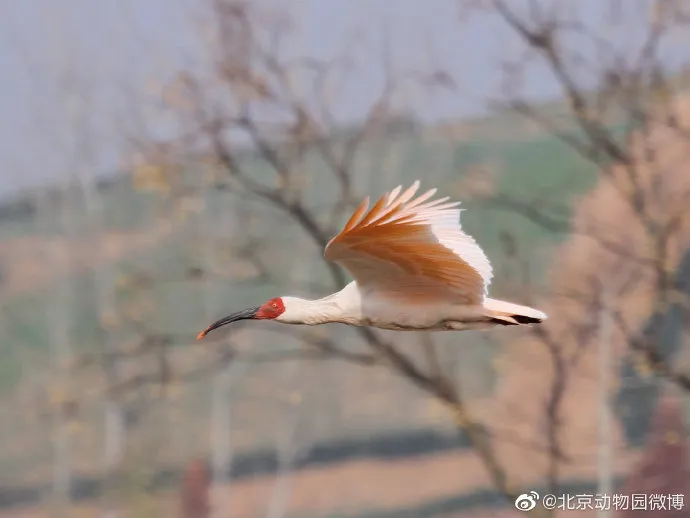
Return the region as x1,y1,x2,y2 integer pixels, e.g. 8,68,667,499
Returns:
482,297,548,326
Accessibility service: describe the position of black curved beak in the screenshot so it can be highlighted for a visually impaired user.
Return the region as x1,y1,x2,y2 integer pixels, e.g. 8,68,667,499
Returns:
196,305,261,340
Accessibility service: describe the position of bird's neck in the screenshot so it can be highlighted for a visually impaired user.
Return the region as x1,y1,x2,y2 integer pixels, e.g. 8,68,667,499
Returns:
285,282,361,325
318,282,362,325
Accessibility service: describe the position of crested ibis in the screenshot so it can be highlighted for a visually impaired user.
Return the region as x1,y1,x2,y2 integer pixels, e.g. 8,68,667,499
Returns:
197,181,547,339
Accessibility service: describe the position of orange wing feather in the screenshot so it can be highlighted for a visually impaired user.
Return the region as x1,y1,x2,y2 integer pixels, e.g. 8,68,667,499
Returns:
342,197,370,233
325,181,493,304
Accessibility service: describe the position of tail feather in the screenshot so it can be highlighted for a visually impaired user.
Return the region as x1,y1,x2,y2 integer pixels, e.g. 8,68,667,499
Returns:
483,297,547,326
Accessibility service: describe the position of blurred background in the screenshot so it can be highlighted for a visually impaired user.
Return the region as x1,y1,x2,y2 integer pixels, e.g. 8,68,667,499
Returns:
1,0,690,517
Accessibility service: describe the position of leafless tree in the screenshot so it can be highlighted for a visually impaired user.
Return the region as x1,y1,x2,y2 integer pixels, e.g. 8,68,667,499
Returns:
452,0,690,509
44,1,690,516
463,0,690,390
123,2,578,515
5,0,690,516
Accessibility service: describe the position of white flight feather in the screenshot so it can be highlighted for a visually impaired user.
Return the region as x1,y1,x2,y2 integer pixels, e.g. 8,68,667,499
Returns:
380,186,495,297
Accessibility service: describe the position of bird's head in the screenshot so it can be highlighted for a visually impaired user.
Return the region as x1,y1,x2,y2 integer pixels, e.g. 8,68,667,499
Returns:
196,297,287,340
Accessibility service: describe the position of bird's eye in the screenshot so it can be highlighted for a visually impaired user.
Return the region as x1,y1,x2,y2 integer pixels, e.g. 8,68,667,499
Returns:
271,303,278,309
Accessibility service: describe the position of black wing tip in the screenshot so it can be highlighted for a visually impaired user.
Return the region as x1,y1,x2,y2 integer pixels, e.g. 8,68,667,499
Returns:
490,314,545,326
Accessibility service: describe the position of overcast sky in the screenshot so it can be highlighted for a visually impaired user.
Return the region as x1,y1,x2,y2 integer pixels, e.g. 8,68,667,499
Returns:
0,0,680,198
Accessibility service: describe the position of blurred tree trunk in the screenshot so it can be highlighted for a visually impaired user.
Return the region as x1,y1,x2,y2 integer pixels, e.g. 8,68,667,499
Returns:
43,184,74,515
205,5,252,513
615,248,690,444
201,191,236,518
75,147,125,518
265,255,316,518
209,372,232,517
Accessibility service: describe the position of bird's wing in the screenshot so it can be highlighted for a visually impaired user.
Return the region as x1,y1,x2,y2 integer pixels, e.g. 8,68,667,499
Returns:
324,181,494,305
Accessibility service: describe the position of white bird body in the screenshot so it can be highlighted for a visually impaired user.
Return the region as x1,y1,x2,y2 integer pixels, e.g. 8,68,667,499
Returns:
197,181,547,339
276,283,541,331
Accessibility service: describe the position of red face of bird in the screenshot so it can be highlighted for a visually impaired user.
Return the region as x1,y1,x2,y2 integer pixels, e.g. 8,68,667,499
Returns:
196,297,286,340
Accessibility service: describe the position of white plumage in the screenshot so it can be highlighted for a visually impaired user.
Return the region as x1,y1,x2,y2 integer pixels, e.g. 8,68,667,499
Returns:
197,181,547,339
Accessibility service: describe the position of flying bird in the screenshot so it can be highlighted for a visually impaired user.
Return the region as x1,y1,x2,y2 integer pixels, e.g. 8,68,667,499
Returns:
197,181,547,339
